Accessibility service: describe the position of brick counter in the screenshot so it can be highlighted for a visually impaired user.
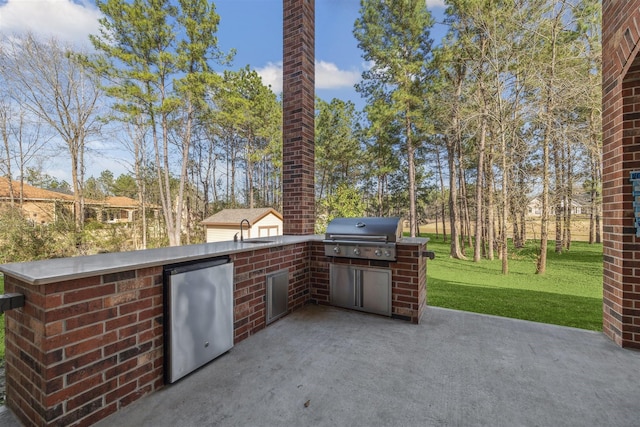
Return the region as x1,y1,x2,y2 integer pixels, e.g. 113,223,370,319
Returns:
1,237,428,426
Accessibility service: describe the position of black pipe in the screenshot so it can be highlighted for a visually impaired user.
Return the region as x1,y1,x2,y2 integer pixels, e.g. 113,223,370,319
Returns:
422,251,436,260
0,293,25,314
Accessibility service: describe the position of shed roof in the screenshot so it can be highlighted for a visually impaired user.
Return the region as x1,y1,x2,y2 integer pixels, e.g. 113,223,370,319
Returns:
201,208,282,226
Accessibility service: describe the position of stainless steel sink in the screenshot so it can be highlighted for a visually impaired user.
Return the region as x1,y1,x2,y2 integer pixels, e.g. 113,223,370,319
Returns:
242,240,274,244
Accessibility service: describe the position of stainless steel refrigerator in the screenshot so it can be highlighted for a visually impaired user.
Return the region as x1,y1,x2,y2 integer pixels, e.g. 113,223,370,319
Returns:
164,257,234,383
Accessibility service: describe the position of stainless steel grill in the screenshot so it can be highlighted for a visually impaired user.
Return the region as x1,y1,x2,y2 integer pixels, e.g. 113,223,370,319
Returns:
323,217,402,261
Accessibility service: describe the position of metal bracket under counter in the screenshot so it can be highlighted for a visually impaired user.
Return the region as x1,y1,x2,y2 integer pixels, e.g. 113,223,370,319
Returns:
0,293,25,314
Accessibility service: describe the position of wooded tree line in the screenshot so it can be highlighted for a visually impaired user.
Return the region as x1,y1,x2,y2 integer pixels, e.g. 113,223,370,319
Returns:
316,0,601,274
0,0,602,275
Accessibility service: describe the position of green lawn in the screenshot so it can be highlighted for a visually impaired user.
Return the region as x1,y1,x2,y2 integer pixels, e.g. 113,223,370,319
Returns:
0,237,604,368
425,234,603,331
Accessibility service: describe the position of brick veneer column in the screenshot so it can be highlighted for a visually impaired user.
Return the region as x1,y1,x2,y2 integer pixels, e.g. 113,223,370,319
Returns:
602,0,640,348
282,0,315,235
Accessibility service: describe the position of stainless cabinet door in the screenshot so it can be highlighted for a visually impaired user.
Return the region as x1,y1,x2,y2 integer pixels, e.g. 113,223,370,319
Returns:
267,269,289,324
330,263,355,308
361,268,392,316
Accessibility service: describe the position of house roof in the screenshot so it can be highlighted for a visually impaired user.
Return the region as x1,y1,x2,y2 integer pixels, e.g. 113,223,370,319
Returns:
201,208,282,226
0,177,76,201
104,196,140,208
0,178,151,210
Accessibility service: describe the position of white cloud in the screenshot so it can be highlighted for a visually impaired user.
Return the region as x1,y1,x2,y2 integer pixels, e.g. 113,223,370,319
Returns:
426,0,446,7
255,61,284,94
255,60,361,94
0,0,101,47
315,60,360,89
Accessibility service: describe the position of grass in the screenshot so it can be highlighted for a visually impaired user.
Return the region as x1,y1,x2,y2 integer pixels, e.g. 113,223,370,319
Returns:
424,234,603,331
0,236,605,368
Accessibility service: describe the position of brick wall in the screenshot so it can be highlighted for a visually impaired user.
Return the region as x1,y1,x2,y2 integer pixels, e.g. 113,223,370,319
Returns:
4,267,165,427
3,240,426,426
3,246,312,426
309,242,330,304
602,0,640,348
231,243,310,342
392,244,428,323
282,0,315,235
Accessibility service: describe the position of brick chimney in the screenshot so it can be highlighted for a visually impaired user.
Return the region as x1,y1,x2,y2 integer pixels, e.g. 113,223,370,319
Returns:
602,0,640,349
282,0,315,235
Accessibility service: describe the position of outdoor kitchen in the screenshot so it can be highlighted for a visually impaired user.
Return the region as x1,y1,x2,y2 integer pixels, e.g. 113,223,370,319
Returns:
0,225,429,426
3,0,640,425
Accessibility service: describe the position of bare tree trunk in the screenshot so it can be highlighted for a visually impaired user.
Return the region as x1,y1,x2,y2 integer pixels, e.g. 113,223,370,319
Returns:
553,134,563,254
588,111,601,245
485,143,495,261
0,105,15,206
537,129,550,274
446,133,464,258
474,113,487,262
501,135,509,274
460,159,472,251
565,141,572,251
435,145,447,242
536,0,568,274
406,114,418,238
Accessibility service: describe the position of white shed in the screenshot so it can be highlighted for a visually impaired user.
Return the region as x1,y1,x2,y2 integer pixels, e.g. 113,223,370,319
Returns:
202,208,283,243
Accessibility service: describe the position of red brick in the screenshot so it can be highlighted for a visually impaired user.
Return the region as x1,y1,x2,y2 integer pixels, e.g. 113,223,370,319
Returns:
63,283,116,305
604,0,640,347
105,381,137,404
45,323,104,351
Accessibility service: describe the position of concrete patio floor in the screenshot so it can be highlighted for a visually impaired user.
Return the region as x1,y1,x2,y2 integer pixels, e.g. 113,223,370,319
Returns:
3,304,640,426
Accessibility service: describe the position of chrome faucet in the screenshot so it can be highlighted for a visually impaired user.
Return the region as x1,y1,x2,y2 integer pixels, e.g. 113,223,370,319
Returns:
239,218,250,242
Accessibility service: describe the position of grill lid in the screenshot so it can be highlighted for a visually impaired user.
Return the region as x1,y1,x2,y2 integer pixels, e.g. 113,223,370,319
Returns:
324,217,402,243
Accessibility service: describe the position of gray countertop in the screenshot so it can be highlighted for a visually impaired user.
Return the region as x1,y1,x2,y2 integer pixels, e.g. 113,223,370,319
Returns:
399,237,430,245
0,235,429,286
0,235,323,286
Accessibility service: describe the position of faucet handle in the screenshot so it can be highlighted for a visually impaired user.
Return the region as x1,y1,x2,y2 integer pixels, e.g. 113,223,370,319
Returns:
234,232,239,242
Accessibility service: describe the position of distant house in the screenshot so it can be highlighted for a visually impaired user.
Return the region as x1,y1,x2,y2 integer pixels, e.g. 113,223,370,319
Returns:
527,198,543,217
0,178,156,225
202,208,283,243
527,197,585,217
96,196,153,224
0,178,77,224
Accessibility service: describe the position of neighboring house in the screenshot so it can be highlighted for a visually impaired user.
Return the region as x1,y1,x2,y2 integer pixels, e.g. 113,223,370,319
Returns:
0,177,76,224
527,197,585,217
98,196,149,224
0,178,155,225
527,198,543,217
202,208,283,243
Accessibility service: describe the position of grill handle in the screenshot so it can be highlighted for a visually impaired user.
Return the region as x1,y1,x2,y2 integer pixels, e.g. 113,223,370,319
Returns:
326,234,388,242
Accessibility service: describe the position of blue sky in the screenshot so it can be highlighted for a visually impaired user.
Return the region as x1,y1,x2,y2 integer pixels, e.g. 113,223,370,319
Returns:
0,0,447,181
0,0,447,110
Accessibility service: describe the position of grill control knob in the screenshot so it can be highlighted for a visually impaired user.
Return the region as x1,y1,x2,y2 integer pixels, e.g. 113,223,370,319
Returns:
375,249,382,257
353,247,361,256
384,250,391,257
333,246,340,254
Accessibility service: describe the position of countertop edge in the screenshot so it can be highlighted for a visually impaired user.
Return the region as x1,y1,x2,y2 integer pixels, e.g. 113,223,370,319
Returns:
0,235,324,286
